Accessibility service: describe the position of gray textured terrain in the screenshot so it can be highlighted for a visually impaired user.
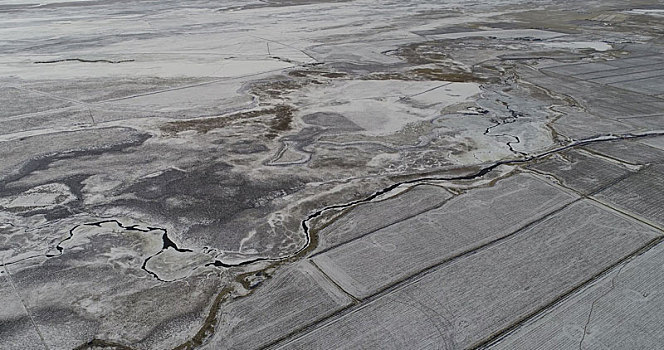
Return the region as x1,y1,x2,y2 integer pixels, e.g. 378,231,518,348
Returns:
1,0,664,349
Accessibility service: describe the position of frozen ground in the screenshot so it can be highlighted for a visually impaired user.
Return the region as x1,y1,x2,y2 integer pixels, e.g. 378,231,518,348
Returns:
1,0,664,349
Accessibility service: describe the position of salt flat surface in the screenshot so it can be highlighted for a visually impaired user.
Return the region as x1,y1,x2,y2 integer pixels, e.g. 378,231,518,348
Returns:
293,80,481,135
426,29,566,40
0,281,45,350
538,41,612,52
2,0,664,348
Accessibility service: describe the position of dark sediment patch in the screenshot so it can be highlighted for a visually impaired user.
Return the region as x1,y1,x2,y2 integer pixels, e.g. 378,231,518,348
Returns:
288,70,347,78
111,162,306,251
301,112,362,131
227,140,269,154
249,79,306,99
265,105,295,138
161,105,295,135
0,127,151,185
34,58,134,64
364,68,487,82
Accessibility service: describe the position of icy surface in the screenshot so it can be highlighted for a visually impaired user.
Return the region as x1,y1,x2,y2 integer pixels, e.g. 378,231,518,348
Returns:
2,0,664,349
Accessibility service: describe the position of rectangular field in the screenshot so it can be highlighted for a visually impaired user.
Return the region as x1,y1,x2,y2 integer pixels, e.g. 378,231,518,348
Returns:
209,261,353,350
315,184,453,253
489,240,664,350
594,164,664,228
528,150,634,194
281,201,659,349
312,173,577,299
